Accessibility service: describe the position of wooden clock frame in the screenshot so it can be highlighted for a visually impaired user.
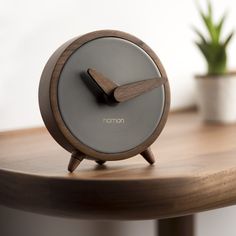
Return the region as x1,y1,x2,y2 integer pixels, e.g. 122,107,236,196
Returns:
39,30,171,172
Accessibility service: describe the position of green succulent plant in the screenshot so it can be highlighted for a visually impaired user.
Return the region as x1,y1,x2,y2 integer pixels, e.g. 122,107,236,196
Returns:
194,1,234,75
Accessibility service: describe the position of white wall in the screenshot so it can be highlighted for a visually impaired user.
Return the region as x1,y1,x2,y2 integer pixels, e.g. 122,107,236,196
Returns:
1,0,236,235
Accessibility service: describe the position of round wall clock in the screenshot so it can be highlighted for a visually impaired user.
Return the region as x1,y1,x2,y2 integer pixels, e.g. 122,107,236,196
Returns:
39,30,170,172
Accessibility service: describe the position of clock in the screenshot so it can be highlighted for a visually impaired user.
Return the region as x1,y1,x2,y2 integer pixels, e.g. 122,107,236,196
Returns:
39,30,170,172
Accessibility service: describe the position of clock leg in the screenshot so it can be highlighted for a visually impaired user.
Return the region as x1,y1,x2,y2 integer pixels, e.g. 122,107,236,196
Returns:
96,160,106,165
68,151,85,172
141,147,155,164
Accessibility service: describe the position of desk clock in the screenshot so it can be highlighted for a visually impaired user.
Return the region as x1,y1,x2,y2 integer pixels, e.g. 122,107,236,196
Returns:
39,30,170,172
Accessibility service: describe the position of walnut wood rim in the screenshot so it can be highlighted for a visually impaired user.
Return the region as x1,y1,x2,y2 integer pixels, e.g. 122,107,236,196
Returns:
39,30,170,161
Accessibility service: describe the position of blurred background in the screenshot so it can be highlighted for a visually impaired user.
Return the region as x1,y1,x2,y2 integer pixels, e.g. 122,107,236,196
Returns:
1,0,236,235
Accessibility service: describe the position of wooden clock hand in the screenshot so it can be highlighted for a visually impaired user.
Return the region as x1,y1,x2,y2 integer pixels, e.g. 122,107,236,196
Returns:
87,68,118,95
113,77,167,103
88,68,167,103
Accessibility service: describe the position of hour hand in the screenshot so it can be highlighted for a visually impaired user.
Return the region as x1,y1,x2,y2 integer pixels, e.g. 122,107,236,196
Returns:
87,68,118,96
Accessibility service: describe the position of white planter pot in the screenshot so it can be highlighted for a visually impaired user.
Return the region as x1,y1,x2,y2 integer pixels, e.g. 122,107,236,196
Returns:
195,73,236,123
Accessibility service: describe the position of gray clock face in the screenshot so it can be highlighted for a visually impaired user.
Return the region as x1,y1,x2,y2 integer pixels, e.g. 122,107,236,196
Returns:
58,37,165,154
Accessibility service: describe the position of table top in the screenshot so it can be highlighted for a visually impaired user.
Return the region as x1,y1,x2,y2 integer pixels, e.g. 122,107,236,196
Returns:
0,111,236,220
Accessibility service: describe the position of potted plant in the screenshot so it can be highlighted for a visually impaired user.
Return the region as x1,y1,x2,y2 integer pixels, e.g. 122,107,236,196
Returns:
194,2,236,123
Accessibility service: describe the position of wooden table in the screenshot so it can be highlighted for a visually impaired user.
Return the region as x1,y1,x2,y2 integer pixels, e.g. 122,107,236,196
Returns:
1,111,236,236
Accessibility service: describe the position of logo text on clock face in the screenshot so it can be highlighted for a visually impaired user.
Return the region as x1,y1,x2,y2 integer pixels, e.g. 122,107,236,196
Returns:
102,118,125,124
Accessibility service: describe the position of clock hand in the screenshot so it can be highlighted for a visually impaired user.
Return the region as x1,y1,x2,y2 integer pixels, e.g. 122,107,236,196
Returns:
88,68,167,103
113,77,167,103
87,68,118,96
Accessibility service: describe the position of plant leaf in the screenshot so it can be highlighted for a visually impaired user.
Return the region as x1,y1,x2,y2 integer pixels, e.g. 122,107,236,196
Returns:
207,0,212,19
192,27,207,43
223,31,234,47
215,14,226,43
195,42,210,60
199,2,217,43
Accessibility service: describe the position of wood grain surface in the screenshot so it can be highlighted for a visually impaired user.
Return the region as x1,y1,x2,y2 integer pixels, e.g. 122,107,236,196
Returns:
0,111,236,220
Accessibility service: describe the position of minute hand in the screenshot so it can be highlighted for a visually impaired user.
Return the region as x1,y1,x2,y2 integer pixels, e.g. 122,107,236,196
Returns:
113,77,167,103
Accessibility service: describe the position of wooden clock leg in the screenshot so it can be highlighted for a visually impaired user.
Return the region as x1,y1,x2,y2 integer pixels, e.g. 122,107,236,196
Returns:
68,151,85,172
141,147,155,164
158,215,195,236
96,160,106,165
